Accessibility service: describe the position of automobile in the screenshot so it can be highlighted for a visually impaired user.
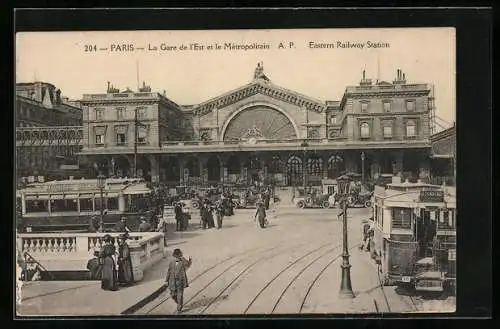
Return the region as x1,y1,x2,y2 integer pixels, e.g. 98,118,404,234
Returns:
294,193,331,209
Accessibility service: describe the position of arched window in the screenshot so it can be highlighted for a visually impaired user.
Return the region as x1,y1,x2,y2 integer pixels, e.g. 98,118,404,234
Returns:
328,155,344,179
307,157,323,175
360,122,370,138
406,120,417,137
287,156,302,175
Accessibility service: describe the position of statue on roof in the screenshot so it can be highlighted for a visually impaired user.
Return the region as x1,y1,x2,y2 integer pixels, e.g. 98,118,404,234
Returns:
253,61,270,81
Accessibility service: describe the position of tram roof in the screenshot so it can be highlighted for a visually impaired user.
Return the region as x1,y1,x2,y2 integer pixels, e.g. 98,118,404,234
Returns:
374,183,456,206
17,177,150,195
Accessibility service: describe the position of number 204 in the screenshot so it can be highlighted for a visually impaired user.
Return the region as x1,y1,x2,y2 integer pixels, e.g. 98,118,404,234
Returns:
85,45,97,52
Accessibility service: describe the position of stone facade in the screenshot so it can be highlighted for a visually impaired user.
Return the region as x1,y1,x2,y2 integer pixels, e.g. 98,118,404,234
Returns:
16,82,83,179
77,64,434,186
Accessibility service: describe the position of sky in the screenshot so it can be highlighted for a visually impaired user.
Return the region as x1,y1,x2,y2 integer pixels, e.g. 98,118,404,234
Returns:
16,28,455,126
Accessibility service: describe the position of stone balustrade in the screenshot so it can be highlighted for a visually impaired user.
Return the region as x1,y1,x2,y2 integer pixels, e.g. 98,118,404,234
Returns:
17,232,167,282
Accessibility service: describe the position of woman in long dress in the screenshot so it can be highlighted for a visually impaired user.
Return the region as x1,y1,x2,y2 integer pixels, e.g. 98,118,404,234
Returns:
100,235,118,291
117,233,134,286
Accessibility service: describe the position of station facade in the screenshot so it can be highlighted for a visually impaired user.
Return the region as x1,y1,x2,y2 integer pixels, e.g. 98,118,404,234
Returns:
79,64,433,188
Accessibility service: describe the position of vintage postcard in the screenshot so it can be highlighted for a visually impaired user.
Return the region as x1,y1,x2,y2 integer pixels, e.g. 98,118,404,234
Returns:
15,27,456,317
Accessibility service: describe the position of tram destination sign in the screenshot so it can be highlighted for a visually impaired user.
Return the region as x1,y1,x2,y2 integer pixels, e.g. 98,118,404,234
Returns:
419,190,444,203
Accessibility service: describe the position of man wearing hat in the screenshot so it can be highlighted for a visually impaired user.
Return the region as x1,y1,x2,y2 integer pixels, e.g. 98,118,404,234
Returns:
254,201,267,228
88,216,100,233
165,248,192,314
117,233,134,286
114,216,131,233
138,216,152,232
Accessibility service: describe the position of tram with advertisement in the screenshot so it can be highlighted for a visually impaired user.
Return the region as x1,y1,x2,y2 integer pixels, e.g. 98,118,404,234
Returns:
370,178,456,293
16,178,152,233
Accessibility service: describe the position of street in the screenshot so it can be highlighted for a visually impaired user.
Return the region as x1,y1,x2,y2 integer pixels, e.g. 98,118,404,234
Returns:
133,205,450,315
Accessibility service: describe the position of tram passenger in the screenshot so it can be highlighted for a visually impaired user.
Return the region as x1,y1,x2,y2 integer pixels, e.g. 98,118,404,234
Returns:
88,216,100,233
138,217,152,232
114,217,131,233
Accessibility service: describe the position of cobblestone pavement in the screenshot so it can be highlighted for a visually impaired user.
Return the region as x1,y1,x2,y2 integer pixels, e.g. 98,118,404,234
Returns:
17,205,455,316
134,205,451,315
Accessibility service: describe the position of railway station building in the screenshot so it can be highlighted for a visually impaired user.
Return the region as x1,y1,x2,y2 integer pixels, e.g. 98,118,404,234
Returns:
78,63,434,189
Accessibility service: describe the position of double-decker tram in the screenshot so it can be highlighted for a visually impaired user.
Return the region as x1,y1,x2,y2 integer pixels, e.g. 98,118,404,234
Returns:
16,178,152,232
370,179,456,293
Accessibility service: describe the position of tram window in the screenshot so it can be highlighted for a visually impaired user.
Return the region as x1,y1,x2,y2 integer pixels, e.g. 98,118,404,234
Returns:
51,199,78,212
107,197,119,210
437,210,455,230
95,198,105,211
392,207,412,229
79,198,93,212
25,200,49,213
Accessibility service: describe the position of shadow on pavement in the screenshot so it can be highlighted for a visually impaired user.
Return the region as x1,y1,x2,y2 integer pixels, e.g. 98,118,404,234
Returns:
184,294,228,311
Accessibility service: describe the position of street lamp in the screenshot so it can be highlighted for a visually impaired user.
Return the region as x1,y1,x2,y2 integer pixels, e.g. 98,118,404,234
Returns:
97,173,106,232
301,141,309,195
337,174,355,298
361,152,365,183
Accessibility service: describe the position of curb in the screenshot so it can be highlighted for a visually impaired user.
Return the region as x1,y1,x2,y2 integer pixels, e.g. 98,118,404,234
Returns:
121,283,168,315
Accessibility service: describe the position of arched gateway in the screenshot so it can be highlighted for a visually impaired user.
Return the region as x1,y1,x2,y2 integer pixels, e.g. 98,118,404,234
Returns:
222,104,298,141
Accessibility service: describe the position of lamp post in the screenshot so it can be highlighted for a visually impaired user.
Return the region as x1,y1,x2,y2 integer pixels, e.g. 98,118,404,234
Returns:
337,174,355,298
301,141,309,194
361,151,365,183
97,174,106,232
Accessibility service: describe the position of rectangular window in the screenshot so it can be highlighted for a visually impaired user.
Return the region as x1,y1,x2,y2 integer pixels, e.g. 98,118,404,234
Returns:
95,109,103,120
361,102,369,113
406,121,417,137
137,127,148,144
116,133,126,145
383,102,391,112
437,209,456,230
392,207,412,229
95,134,104,145
136,108,146,119
360,122,370,138
79,198,94,212
383,125,393,138
406,101,416,112
117,108,125,120
330,116,337,124
25,200,49,213
107,198,119,210
50,199,78,212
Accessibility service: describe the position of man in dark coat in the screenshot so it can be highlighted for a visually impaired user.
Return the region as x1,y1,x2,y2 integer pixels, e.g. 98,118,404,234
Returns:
255,201,267,228
174,202,183,231
117,233,134,286
165,249,192,314
100,235,118,291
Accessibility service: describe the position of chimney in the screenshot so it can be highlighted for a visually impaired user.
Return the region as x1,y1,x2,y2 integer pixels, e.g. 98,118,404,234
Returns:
107,81,110,92
362,69,365,80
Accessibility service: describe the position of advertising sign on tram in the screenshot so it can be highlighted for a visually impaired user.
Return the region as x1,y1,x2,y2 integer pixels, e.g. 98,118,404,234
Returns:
419,190,444,203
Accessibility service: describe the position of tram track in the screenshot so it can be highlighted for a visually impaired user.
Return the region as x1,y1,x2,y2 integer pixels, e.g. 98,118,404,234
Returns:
242,243,338,314
140,238,330,315
196,240,335,315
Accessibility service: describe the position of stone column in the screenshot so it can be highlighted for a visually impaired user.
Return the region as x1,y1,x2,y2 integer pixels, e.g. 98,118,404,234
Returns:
322,153,329,180
392,151,404,177
179,157,186,185
218,154,229,183
148,155,160,183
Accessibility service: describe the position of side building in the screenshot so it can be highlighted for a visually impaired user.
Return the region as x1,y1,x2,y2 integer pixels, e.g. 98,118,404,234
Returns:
78,64,433,189
16,82,83,180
